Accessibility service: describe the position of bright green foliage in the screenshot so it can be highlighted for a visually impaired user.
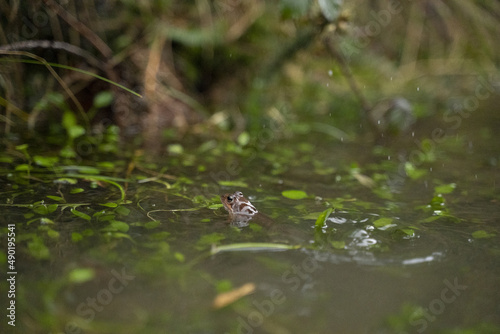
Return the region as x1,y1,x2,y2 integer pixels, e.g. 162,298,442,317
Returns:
32,203,58,215
373,217,394,228
34,155,59,167
93,91,114,109
71,208,91,221
404,162,427,180
434,183,456,194
331,240,345,249
315,208,333,227
218,180,249,188
472,230,496,239
68,268,96,283
282,190,308,200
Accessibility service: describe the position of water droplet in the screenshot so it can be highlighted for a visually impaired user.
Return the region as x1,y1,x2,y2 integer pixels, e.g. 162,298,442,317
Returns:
377,120,381,124
326,83,329,87
341,137,344,142
411,131,415,137
388,156,391,160
429,167,432,172
417,87,420,91
328,70,333,76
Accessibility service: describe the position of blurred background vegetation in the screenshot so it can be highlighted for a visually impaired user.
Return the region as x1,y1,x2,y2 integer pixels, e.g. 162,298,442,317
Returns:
1,0,499,151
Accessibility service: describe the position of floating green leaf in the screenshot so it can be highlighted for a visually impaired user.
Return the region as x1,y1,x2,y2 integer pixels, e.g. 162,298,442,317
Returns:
315,208,333,227
71,208,91,221
107,232,134,242
108,221,129,232
434,183,456,194
282,190,308,200
331,240,345,249
33,203,58,215
100,202,118,208
218,180,249,188
420,215,443,223
373,217,394,228
404,162,427,180
302,211,327,220
429,194,446,210
208,203,223,210
472,230,496,239
399,228,415,236
115,206,130,216
46,195,64,202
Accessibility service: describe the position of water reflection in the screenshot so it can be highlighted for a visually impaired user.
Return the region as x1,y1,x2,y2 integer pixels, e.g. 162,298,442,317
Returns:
302,248,445,267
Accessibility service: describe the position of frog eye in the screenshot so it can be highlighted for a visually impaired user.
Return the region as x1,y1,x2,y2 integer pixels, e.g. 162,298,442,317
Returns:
227,195,233,202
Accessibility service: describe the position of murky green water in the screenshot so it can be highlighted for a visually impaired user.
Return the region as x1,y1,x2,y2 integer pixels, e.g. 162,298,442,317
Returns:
1,101,500,334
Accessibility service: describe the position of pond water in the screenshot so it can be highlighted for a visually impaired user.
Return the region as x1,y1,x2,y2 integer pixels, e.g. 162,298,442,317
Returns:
1,98,500,334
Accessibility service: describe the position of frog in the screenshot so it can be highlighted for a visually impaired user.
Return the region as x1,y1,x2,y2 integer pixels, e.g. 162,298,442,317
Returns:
220,191,273,227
